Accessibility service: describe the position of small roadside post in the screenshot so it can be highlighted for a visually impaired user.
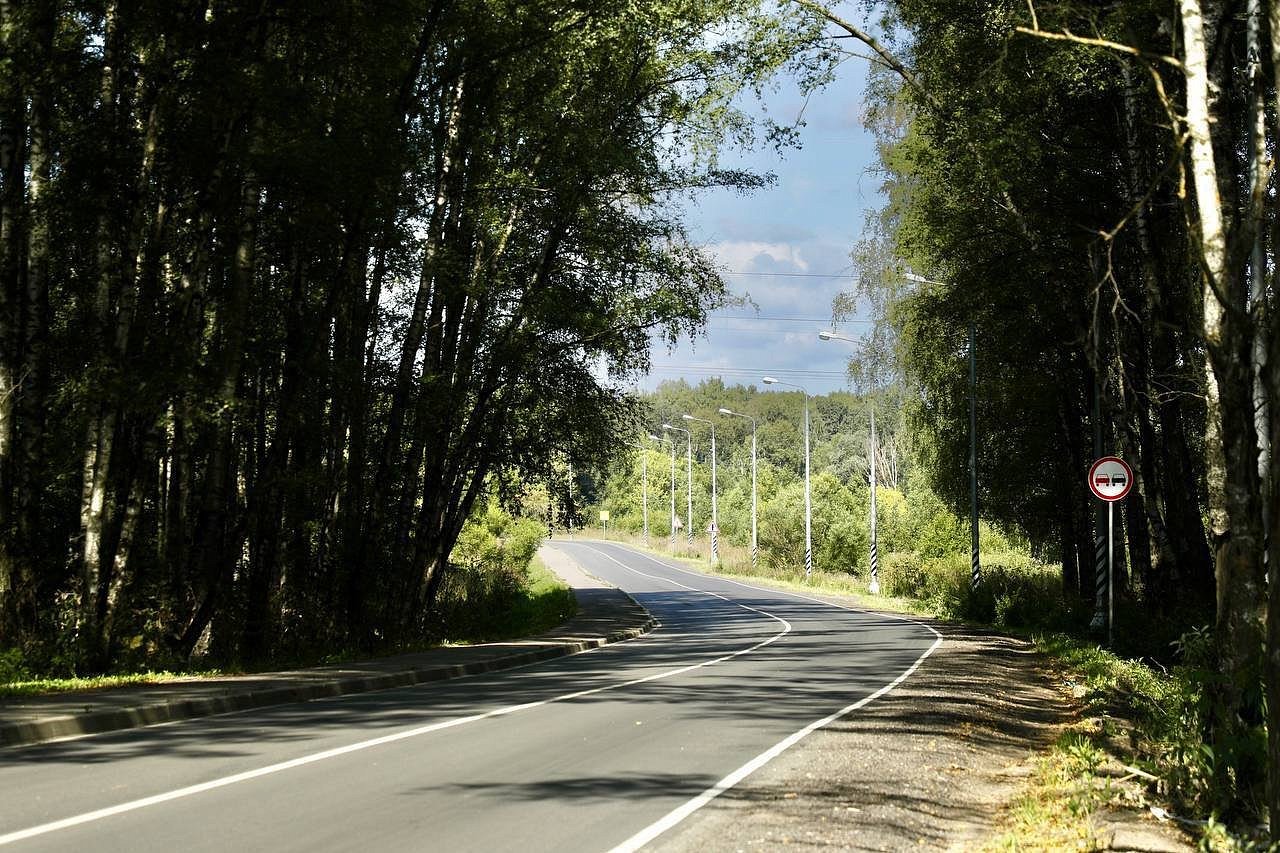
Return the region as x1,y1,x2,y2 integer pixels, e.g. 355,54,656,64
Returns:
1087,455,1133,646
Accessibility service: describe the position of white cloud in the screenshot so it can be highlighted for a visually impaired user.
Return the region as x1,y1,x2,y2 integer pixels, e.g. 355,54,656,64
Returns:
707,241,810,273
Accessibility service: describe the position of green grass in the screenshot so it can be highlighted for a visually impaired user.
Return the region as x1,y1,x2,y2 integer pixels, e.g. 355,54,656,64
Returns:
0,669,232,699
1,556,578,699
981,724,1114,852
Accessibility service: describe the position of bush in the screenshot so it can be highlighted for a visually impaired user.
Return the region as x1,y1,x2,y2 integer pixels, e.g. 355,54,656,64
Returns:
0,647,32,684
879,551,925,597
440,502,552,639
759,473,869,574
880,550,1072,632
925,552,1072,631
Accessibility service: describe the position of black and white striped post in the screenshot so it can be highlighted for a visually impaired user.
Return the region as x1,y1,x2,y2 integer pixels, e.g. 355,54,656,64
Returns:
652,433,675,551
567,463,574,540
683,413,718,565
1089,368,1106,633
819,329,879,591
1087,456,1132,647
869,407,879,594
968,322,980,589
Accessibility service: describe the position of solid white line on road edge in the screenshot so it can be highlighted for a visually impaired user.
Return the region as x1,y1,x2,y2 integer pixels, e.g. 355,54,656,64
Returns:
607,631,942,853
0,562,791,847
575,540,945,853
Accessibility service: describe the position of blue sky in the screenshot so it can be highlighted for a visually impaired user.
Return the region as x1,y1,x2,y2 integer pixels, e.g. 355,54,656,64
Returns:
642,26,885,396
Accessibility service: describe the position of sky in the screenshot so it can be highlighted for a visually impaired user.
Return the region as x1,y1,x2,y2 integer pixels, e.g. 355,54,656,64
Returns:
639,23,886,397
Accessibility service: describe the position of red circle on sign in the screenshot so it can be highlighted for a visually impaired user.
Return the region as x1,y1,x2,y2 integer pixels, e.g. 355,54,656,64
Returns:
1088,456,1133,502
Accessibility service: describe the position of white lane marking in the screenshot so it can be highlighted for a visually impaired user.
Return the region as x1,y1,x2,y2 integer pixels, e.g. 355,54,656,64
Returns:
580,540,944,853
608,632,941,853
579,543,792,636
589,539,943,636
0,554,790,846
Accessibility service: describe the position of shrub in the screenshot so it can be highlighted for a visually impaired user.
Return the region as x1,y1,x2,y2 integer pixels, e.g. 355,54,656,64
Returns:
880,551,925,598
440,501,552,639
0,647,31,684
883,551,1071,632
939,553,1071,631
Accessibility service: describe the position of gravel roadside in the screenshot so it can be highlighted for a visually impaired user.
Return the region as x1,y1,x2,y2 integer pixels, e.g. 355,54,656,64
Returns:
652,603,1195,851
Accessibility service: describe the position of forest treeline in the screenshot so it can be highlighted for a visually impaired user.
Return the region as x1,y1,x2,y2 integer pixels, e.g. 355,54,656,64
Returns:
799,0,1277,831
590,380,1034,580
0,0,823,672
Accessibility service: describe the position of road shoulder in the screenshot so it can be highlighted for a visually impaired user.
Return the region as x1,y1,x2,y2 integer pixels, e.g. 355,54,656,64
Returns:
645,572,1194,852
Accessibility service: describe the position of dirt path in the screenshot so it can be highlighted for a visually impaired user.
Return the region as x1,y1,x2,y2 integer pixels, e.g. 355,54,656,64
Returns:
654,620,1194,851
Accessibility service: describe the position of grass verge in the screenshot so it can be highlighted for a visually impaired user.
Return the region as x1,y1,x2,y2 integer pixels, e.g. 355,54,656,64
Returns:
0,669,231,699
0,555,577,699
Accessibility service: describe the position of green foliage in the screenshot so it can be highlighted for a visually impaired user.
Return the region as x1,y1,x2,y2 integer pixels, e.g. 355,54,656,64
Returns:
448,504,548,602
901,469,969,558
756,473,867,572
878,550,1070,631
0,648,31,684
0,0,832,672
598,379,1042,590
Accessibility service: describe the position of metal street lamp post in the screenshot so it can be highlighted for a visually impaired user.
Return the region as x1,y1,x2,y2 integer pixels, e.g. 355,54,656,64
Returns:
819,329,879,594
683,413,718,565
719,407,757,567
763,376,812,578
651,433,675,550
626,440,650,539
663,422,693,549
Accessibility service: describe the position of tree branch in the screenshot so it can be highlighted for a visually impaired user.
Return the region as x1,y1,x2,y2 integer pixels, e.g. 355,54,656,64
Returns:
1014,25,1185,71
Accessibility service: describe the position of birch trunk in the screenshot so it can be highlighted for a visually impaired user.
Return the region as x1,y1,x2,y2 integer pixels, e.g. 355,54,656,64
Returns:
1182,0,1268,807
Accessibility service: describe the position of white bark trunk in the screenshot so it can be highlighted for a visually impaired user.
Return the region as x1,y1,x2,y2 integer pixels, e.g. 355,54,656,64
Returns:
1179,0,1230,534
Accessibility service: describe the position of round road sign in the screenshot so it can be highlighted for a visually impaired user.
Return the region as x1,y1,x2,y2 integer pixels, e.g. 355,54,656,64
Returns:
1088,456,1133,502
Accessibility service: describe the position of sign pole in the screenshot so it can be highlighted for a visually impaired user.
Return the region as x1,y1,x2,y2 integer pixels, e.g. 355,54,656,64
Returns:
1108,501,1114,647
1087,455,1130,647
969,322,981,589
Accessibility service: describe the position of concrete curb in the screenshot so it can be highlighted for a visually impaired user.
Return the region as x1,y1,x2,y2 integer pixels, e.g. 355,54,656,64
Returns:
0,574,656,749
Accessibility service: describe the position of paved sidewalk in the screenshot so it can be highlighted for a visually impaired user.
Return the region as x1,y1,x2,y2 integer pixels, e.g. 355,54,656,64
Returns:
0,543,653,749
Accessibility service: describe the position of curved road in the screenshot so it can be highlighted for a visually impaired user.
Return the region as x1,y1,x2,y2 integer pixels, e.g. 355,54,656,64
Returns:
0,541,939,852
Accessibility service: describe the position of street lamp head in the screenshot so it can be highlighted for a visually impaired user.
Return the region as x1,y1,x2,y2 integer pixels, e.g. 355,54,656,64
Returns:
818,331,833,340
648,433,662,441
681,414,694,421
904,270,949,285
762,376,778,385
662,423,674,430
718,408,733,415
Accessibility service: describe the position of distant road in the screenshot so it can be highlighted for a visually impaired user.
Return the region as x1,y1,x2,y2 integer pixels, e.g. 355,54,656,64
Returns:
0,541,939,852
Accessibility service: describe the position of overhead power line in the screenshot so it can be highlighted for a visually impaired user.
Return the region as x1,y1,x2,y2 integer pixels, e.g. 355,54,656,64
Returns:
648,365,850,378
721,271,859,278
707,314,874,324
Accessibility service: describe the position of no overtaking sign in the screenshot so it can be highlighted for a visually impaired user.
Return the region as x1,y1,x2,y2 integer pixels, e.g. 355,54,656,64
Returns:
1088,456,1132,502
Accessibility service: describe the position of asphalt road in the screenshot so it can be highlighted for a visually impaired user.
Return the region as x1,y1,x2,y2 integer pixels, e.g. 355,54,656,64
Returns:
0,541,940,852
